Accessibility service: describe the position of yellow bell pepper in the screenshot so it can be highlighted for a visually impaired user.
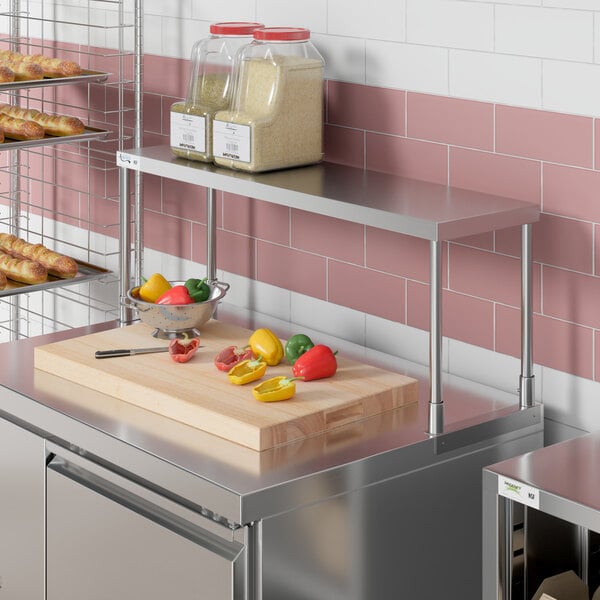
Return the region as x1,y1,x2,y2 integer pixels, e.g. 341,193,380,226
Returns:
227,356,267,385
248,328,284,366
252,376,299,402
139,273,172,303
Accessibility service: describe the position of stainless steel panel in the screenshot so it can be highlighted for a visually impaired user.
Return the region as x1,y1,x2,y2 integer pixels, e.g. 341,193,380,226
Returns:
262,428,541,600
0,418,45,599
47,454,245,600
116,145,539,242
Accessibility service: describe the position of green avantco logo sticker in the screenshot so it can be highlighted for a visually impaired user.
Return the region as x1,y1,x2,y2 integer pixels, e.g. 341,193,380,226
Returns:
498,476,539,509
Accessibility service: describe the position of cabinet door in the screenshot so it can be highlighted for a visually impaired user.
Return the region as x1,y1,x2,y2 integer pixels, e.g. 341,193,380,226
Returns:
0,418,45,599
46,453,245,600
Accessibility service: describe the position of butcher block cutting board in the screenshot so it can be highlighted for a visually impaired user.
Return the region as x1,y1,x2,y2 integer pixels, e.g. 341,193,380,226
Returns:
34,320,418,451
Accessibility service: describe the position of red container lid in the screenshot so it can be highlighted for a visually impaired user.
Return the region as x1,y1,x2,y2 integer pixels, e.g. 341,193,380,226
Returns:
253,27,311,41
210,22,264,36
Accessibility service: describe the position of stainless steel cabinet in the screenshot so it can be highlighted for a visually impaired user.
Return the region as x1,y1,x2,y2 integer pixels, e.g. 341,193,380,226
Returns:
0,417,45,599
46,447,245,600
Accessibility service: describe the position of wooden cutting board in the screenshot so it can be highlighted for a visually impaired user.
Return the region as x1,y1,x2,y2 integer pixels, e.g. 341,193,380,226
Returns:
34,320,418,451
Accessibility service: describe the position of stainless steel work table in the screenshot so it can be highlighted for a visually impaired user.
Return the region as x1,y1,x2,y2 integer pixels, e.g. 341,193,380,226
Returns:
483,432,600,600
0,306,543,599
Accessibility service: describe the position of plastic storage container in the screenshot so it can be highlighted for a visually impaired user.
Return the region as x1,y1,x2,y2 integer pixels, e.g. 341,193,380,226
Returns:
170,21,263,162
213,27,324,173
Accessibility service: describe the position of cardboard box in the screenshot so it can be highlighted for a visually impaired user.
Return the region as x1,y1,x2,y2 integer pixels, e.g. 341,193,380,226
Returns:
531,570,588,600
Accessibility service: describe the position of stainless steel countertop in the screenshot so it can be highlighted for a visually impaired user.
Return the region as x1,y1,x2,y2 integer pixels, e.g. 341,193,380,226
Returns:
116,146,540,241
0,312,542,525
486,431,600,513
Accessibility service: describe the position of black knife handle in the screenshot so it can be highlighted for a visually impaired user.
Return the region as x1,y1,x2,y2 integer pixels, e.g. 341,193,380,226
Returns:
95,349,132,358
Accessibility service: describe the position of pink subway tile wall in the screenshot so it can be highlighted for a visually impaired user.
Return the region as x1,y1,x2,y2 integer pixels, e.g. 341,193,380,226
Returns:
85,54,600,383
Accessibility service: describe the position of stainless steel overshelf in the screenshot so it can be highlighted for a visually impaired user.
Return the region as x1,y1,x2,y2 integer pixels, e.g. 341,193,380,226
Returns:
117,146,541,431
116,145,540,242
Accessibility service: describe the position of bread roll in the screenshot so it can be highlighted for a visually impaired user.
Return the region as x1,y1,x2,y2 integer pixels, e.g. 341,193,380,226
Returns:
0,250,47,284
0,50,82,78
22,54,82,78
0,104,84,136
0,233,77,278
0,66,14,83
31,112,85,137
0,114,45,140
0,270,7,290
0,52,43,81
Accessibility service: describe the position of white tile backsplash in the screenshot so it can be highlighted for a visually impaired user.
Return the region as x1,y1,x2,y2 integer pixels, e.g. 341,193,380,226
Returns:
328,0,406,42
190,0,257,24
257,0,327,33
312,33,366,84
407,0,494,52
495,5,594,62
4,0,600,116
543,59,600,116
449,49,542,108
366,40,449,93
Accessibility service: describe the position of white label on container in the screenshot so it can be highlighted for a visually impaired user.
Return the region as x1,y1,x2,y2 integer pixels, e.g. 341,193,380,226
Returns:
170,111,206,153
212,121,251,163
498,475,540,509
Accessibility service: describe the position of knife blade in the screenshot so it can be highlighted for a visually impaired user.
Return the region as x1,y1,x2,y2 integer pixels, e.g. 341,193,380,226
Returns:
95,347,170,359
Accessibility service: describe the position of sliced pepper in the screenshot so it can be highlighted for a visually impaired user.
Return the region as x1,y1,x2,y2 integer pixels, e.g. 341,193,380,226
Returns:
184,277,211,303
248,328,283,366
168,335,200,363
284,333,314,365
156,285,194,305
292,344,337,381
214,345,255,372
139,273,171,303
227,355,267,385
252,376,300,402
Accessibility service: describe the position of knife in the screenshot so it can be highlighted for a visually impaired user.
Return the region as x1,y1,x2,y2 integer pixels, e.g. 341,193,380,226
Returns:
95,347,170,359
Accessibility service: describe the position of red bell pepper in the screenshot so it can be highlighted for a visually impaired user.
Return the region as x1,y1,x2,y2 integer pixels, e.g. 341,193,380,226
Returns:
291,344,337,381
168,336,200,363
214,345,255,372
156,285,194,305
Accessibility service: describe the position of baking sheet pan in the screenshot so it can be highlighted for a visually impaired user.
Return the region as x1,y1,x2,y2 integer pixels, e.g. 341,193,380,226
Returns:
0,70,110,91
0,260,111,297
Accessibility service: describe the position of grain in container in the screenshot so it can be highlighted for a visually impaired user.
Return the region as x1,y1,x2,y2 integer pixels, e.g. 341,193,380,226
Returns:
170,21,263,162
213,27,324,172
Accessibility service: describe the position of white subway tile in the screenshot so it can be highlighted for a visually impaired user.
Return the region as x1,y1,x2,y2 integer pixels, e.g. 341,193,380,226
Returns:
311,33,366,84
143,14,163,56
366,40,448,94
190,0,256,23
406,0,494,51
328,0,406,42
543,59,600,116
486,0,541,4
496,5,594,62
366,314,433,367
257,0,327,33
161,17,209,60
595,13,600,63
543,0,600,9
449,50,542,108
144,0,191,18
291,293,367,346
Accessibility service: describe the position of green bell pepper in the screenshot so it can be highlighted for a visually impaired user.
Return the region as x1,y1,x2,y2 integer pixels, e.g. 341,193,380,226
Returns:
184,277,211,303
284,333,315,365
